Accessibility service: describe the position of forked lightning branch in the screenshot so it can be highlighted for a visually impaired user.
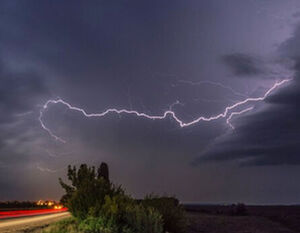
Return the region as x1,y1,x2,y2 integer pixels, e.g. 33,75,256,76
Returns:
39,79,292,143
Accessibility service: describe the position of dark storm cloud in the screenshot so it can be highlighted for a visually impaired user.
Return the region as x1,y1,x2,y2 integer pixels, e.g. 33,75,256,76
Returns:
222,53,263,76
195,25,300,166
292,12,300,18
195,86,300,166
0,1,185,84
0,0,204,118
194,99,300,166
0,62,48,124
0,59,50,196
0,0,232,200
1,0,300,203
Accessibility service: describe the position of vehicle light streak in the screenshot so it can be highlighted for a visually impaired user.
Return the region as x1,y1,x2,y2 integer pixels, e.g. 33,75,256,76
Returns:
0,208,68,219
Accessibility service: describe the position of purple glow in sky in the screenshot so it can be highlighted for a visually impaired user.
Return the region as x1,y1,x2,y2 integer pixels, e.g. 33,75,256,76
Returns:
1,0,300,204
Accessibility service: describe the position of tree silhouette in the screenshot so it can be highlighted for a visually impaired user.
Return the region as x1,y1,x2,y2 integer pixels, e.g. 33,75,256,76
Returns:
98,162,109,181
59,163,122,219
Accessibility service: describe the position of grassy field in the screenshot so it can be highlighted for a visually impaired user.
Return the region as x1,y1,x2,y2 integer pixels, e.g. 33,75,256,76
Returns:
185,205,300,233
187,212,295,233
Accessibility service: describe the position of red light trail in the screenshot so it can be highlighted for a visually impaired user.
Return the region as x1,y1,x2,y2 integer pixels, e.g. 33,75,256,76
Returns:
0,208,68,219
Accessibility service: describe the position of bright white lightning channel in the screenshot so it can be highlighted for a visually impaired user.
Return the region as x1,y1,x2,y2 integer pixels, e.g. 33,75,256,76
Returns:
226,107,254,130
39,79,291,143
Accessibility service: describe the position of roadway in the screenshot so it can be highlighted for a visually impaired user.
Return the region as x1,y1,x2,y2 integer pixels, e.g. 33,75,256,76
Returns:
0,210,70,233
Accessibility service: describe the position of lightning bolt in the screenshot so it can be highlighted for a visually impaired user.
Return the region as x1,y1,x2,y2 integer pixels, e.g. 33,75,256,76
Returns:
226,107,254,130
36,164,58,173
39,79,291,142
39,112,66,143
36,163,70,173
178,80,248,98
169,100,184,111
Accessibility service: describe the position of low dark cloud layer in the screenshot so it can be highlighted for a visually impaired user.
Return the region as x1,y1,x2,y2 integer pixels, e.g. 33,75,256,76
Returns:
0,63,49,122
195,25,300,167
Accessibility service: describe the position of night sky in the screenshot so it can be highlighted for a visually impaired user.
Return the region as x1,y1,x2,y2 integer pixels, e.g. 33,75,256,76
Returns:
1,0,300,204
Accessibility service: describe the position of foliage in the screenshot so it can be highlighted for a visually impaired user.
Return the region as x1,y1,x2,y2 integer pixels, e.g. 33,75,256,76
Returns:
98,162,109,181
100,194,133,220
93,194,163,233
59,163,123,220
43,217,115,233
79,216,118,233
43,217,79,233
58,163,183,233
123,204,163,233
142,195,188,233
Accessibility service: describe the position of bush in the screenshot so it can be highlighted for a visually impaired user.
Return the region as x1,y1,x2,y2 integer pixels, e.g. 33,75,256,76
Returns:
79,216,118,233
59,163,123,220
142,195,187,233
99,194,134,220
58,163,184,233
123,204,163,233
93,195,163,233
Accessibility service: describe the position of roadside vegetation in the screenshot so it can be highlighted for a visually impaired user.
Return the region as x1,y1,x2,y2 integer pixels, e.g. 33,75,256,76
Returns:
44,163,187,233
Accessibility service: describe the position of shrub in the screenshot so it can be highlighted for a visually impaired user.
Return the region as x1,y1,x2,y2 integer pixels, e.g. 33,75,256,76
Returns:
100,194,134,220
96,195,163,233
58,163,184,233
123,204,163,233
59,164,123,220
142,195,187,233
79,216,118,233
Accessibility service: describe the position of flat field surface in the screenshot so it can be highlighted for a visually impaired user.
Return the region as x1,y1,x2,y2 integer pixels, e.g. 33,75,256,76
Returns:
186,205,300,233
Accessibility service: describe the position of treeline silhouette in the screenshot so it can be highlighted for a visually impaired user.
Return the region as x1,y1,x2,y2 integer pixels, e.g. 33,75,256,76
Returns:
184,203,248,216
0,201,40,209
